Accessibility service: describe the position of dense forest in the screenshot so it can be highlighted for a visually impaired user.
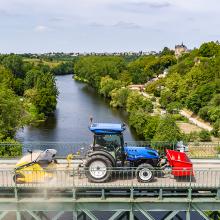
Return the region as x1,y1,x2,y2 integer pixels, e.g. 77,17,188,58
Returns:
74,42,220,142
0,55,59,155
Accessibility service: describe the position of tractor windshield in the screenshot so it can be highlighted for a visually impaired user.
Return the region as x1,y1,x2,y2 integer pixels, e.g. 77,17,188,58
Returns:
94,133,123,150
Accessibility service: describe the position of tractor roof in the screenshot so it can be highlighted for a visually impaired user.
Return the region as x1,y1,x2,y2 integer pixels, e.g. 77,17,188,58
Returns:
89,123,126,134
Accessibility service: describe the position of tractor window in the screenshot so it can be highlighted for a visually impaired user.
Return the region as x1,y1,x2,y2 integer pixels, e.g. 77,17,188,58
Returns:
94,134,122,149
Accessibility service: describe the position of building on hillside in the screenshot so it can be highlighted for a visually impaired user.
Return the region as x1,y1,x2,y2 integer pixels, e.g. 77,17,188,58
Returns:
175,43,187,58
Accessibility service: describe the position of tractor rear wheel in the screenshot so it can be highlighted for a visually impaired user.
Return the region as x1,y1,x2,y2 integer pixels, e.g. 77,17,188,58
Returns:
136,163,154,183
85,155,113,183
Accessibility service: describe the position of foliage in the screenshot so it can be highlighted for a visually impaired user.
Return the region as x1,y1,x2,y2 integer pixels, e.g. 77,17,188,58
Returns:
110,88,131,108
2,55,24,78
183,131,200,142
152,115,182,142
126,91,153,113
186,83,216,113
145,78,165,96
51,62,74,75
24,72,58,115
99,76,121,98
212,119,220,137
198,130,211,142
199,41,220,57
157,43,220,126
0,138,22,157
160,47,175,56
74,56,126,88
127,55,176,84
0,87,23,139
118,70,132,85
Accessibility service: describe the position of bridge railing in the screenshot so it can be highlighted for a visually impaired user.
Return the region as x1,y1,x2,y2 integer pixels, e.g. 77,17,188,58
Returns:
0,141,219,158
0,168,220,190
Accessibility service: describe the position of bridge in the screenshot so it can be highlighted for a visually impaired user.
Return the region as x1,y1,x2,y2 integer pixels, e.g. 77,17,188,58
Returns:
1,142,220,220
0,167,220,220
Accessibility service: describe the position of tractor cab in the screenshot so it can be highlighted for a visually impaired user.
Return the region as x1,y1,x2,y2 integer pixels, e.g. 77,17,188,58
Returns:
86,122,160,183
89,123,126,162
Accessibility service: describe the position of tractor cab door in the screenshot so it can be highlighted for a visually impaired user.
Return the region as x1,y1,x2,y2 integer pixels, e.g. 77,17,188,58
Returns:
94,133,125,163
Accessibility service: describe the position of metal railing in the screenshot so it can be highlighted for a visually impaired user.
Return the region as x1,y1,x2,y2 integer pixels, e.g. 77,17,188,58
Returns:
0,168,219,190
0,141,220,158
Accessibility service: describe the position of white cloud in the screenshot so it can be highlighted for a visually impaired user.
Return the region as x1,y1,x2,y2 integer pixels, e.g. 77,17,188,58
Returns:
34,25,48,32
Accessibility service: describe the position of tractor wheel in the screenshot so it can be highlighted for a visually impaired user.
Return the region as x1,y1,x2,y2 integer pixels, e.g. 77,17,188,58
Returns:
85,155,113,183
136,163,154,183
13,173,25,184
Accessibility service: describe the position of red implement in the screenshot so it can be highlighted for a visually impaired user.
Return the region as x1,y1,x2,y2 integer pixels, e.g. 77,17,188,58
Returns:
166,149,193,176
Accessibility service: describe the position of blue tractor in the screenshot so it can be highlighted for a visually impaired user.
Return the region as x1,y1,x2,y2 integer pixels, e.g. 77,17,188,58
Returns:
85,123,160,183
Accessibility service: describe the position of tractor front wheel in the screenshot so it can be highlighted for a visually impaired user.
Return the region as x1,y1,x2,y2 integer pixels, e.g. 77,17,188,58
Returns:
85,155,113,183
136,163,154,183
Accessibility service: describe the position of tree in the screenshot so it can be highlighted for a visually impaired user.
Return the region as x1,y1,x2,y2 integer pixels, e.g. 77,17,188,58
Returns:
0,87,23,139
160,47,174,56
199,130,211,142
52,62,74,75
24,71,58,115
118,70,132,85
74,56,126,88
24,69,43,90
186,83,216,113
99,76,121,98
143,115,160,140
110,88,131,108
199,41,220,57
2,55,24,78
128,110,148,137
0,65,14,88
126,91,153,113
153,115,182,142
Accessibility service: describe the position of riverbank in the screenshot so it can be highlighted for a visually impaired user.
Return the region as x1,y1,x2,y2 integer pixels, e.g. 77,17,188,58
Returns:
16,75,139,143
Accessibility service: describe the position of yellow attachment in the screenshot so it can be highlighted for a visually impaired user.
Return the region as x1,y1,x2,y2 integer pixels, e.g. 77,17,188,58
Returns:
15,162,56,183
66,153,74,168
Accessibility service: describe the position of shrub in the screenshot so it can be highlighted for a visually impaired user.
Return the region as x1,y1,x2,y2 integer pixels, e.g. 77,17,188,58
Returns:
110,88,131,108
0,138,22,157
199,130,211,142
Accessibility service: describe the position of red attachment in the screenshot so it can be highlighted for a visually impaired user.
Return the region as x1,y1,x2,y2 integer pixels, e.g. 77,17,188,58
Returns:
166,149,193,176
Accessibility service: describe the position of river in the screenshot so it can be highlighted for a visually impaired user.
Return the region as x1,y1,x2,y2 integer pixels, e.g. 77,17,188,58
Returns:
16,75,139,145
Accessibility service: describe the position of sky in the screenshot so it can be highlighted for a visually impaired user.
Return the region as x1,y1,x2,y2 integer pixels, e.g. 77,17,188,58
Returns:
0,0,220,53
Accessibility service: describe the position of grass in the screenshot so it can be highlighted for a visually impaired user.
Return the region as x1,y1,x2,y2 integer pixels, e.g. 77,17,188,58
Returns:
188,143,219,158
23,58,62,68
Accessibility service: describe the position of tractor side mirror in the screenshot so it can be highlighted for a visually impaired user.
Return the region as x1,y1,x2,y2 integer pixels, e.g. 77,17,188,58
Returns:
28,149,33,161
27,149,32,154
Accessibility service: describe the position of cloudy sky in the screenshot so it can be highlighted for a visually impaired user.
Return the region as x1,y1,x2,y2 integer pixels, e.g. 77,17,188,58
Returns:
0,0,220,53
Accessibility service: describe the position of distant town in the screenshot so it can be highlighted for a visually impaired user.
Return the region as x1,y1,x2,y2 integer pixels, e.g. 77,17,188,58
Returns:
0,43,189,59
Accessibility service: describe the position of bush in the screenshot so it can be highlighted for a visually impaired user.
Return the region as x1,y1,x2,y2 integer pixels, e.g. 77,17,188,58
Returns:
0,138,22,157
152,115,182,142
183,131,200,142
199,130,211,142
110,88,131,108
211,119,220,137
99,76,121,98
127,91,153,113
